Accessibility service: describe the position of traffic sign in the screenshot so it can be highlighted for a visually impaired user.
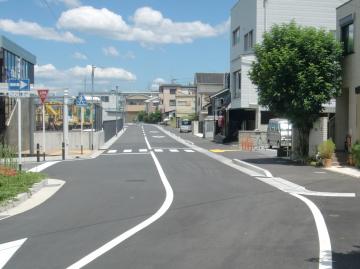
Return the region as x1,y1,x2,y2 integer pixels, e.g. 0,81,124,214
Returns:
8,79,30,91
75,95,87,107
37,89,49,104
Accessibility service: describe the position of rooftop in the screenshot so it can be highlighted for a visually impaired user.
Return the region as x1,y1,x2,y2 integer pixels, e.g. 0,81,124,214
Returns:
0,35,36,64
194,73,225,85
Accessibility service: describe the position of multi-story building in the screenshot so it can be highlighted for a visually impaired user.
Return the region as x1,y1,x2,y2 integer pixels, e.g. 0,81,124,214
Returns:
158,84,180,119
124,92,158,122
144,96,160,114
0,35,36,151
336,0,360,150
230,0,347,132
175,86,196,119
194,73,225,122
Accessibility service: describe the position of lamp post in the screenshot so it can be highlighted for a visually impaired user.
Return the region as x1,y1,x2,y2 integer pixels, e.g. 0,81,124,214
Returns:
91,65,95,150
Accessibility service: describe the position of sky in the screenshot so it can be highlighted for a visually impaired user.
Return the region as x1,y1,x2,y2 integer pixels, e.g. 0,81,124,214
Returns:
0,0,235,94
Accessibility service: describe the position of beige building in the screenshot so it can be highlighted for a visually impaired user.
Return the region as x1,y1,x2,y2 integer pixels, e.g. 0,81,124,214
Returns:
144,96,160,114
124,93,158,122
336,0,360,150
175,87,196,118
158,84,179,118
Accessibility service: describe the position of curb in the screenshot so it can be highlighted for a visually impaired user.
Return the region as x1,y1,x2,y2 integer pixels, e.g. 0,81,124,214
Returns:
0,179,48,213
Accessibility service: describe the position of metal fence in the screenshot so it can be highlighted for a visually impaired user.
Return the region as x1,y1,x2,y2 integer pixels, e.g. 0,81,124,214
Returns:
103,119,123,142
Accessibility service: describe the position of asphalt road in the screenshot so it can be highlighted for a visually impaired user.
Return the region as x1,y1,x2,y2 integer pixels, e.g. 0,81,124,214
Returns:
0,124,336,268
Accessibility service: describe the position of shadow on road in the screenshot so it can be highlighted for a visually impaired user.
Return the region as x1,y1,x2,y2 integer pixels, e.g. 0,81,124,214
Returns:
306,246,360,268
242,157,307,167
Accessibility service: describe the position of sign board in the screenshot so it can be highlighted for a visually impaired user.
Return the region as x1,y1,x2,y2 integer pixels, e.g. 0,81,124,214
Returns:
8,91,30,97
75,95,87,107
37,89,49,104
8,79,30,91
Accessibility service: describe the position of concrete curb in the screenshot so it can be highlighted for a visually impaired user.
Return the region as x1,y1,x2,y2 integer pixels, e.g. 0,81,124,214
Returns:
0,179,48,213
232,159,273,178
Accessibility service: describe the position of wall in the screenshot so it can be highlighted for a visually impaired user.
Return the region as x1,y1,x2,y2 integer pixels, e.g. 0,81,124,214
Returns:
103,119,123,142
308,117,328,156
34,130,104,153
238,130,268,150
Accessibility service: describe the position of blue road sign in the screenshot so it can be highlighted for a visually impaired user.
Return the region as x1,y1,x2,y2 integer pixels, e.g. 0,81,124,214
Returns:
8,79,30,91
75,95,87,107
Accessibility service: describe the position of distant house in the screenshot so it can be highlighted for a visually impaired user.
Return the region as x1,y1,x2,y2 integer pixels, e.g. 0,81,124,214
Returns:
158,84,180,119
230,0,347,134
336,0,360,150
175,86,196,119
124,92,158,122
144,96,160,114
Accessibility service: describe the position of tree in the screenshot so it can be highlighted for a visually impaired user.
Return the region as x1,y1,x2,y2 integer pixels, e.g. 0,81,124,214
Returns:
249,22,342,157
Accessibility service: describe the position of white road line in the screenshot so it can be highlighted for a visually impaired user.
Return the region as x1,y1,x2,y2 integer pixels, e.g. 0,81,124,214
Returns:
28,161,60,173
144,136,152,150
139,149,148,153
123,149,132,153
169,149,179,152
154,149,163,153
291,193,332,269
67,143,174,269
184,149,195,153
0,238,27,269
107,150,117,154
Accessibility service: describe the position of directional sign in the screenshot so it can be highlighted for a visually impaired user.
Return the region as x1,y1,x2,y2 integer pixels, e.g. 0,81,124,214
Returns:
19,79,30,91
8,79,30,91
37,89,49,104
75,95,87,107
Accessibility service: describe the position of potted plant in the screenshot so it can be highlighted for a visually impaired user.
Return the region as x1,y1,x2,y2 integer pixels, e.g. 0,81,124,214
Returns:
317,139,336,168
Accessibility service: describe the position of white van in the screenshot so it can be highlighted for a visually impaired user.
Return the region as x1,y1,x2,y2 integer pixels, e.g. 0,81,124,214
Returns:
267,118,292,148
180,119,192,133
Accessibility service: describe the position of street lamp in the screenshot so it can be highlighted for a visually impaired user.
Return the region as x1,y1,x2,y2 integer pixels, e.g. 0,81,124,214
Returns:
91,65,95,150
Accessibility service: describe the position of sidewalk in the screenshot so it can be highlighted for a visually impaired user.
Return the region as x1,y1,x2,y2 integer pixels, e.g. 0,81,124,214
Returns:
163,125,360,195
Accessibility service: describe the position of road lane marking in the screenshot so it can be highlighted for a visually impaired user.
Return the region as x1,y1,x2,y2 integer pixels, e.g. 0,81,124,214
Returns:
139,149,148,153
291,193,332,269
107,150,117,154
28,161,60,173
0,238,27,269
154,149,163,153
67,131,174,269
123,149,132,153
169,149,179,152
184,149,194,153
152,136,165,138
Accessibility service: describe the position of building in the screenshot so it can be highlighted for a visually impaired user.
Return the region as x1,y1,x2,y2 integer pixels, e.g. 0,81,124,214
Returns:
230,0,347,133
175,86,196,119
158,84,180,119
194,73,225,122
144,96,160,114
0,36,36,151
336,0,360,150
124,92,158,122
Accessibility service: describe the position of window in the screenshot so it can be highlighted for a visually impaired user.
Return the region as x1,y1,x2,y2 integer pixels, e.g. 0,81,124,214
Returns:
169,100,176,106
232,27,240,46
244,30,254,51
100,96,109,102
237,72,241,90
170,88,176,95
341,23,354,55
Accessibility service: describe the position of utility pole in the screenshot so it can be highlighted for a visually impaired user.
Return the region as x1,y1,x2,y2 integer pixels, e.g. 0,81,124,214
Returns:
91,65,95,150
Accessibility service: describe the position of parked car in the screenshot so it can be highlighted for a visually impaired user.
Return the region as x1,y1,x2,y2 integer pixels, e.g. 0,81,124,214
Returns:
180,119,192,133
267,118,292,148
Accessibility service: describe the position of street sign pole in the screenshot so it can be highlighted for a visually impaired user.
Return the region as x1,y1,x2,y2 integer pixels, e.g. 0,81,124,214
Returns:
17,97,22,171
81,106,84,155
42,103,46,160
63,90,69,159
116,86,118,136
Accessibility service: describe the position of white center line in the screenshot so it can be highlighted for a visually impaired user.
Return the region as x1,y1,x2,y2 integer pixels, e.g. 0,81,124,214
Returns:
169,149,179,152
139,149,148,153
123,149,132,153
184,149,194,153
107,150,117,154
154,149,163,153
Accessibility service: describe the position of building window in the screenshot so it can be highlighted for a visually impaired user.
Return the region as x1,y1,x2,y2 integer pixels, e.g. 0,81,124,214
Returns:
169,99,176,106
100,96,109,102
244,30,254,51
232,27,240,46
170,88,176,95
341,23,354,55
237,72,241,90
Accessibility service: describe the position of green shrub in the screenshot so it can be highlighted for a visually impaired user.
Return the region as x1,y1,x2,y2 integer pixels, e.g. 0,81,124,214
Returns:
318,139,335,159
352,141,360,168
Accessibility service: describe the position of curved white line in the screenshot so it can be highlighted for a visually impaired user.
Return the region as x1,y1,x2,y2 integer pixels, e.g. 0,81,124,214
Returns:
67,138,174,269
291,193,332,269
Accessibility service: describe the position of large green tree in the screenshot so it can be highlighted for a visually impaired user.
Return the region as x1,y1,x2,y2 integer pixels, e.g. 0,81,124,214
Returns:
249,22,343,157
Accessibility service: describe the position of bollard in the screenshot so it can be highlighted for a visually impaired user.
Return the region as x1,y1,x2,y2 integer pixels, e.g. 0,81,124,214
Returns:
62,142,65,160
36,143,40,162
43,152,45,161
81,145,83,155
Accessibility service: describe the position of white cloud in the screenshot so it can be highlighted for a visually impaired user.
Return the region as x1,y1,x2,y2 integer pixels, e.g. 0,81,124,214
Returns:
103,46,119,57
151,78,166,90
122,51,135,60
73,52,87,60
57,6,229,45
35,64,136,93
0,19,83,43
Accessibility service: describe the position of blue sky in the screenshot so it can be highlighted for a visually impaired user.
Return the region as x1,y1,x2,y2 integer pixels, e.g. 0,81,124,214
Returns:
0,0,235,94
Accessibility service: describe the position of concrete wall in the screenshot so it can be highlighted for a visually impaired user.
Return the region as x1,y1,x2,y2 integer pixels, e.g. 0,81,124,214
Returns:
204,118,215,139
34,130,104,153
238,130,268,149
308,117,328,156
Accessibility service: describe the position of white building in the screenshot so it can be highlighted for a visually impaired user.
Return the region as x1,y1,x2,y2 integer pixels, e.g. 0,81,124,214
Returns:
230,0,347,132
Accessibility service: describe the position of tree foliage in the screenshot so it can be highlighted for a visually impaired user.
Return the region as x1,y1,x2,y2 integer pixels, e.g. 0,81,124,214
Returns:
249,22,342,156
137,110,161,123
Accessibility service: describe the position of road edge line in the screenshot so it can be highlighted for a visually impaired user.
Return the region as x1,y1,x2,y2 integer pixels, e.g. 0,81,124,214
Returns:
291,193,332,269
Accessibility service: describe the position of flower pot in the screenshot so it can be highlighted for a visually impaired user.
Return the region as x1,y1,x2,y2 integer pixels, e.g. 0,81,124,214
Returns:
323,158,332,168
